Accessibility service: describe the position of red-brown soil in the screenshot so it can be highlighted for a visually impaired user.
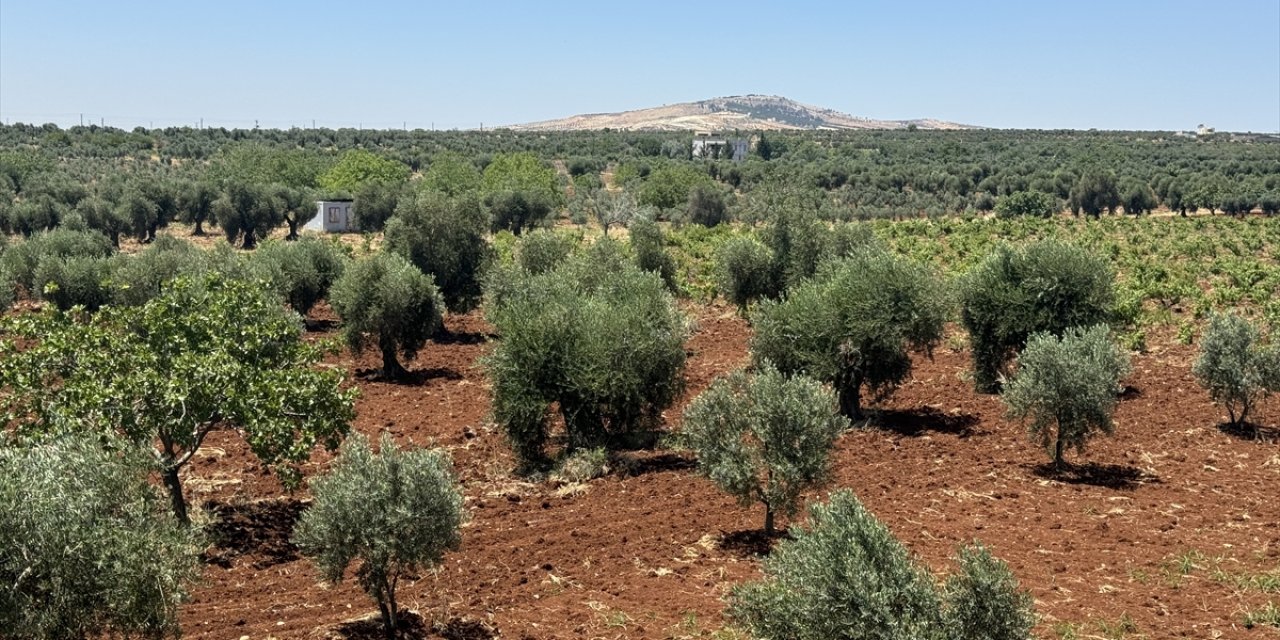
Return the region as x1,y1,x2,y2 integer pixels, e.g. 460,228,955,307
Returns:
181,303,1280,639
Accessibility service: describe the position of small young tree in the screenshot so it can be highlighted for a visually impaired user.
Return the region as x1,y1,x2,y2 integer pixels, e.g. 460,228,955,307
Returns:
594,190,637,237
252,237,348,316
629,215,677,291
1002,325,1131,468
329,251,445,379
516,228,578,275
729,490,1035,640
0,436,201,640
1193,313,1280,431
0,276,355,524
960,240,1115,393
716,234,776,312
384,191,492,312
682,365,848,535
752,249,947,420
294,433,463,640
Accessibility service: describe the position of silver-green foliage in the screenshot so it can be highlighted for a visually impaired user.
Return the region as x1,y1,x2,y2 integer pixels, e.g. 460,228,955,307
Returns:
682,365,848,534
716,234,775,311
1002,325,1131,466
330,251,444,378
1192,312,1280,428
629,215,677,292
730,490,1034,640
294,433,463,638
941,543,1037,640
516,228,578,275
960,240,1115,393
485,240,689,467
252,236,348,316
0,436,200,640
751,249,947,420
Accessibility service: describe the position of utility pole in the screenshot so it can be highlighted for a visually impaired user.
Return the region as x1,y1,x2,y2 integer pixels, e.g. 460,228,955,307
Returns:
79,113,83,126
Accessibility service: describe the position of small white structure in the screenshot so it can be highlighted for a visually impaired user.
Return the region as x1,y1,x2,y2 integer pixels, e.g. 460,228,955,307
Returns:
305,199,355,233
692,132,748,162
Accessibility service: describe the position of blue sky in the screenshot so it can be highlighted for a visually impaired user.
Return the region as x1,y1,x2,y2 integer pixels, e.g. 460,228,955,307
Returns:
2,0,1277,132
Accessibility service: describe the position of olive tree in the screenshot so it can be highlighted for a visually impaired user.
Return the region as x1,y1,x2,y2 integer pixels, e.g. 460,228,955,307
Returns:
252,237,348,316
629,215,677,291
1193,313,1280,431
1002,325,1131,468
716,234,776,312
752,249,947,420
0,276,356,524
486,244,688,468
0,436,201,640
516,229,578,275
682,365,848,534
329,251,445,379
294,433,463,640
729,490,1034,640
960,240,1115,393
213,182,282,249
384,191,493,312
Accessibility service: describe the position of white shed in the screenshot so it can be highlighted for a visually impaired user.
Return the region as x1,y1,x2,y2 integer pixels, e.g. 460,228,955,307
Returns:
305,200,355,233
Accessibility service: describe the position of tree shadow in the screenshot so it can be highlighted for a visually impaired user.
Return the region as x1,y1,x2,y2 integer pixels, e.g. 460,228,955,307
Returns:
434,328,493,346
305,317,340,333
1028,461,1157,490
327,610,428,640
871,407,980,437
354,367,465,386
718,528,788,558
200,498,305,569
1119,384,1142,400
1216,420,1278,443
435,618,499,640
613,451,696,477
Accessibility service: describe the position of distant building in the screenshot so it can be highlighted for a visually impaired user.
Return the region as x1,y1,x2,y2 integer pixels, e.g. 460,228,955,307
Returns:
1197,124,1216,136
305,199,355,233
692,131,748,162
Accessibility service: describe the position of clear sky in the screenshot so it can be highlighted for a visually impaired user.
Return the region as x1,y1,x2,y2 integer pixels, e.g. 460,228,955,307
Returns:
1,0,1277,132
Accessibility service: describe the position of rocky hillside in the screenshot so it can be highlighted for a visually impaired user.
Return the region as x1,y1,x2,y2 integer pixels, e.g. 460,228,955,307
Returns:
507,95,975,131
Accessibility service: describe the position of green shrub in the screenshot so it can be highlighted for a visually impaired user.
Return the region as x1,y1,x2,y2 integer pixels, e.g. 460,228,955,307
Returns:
994,191,1056,218
294,433,463,639
0,227,115,300
629,216,677,291
1002,325,1131,467
729,490,1034,640
330,252,444,379
942,543,1037,640
111,235,202,306
33,253,120,311
485,248,688,468
352,181,406,232
385,191,493,312
682,365,848,534
687,183,729,227
960,240,1115,393
752,250,948,420
716,234,776,312
517,228,578,275
1193,313,1280,430
638,163,713,211
0,436,201,640
762,203,829,292
253,237,347,316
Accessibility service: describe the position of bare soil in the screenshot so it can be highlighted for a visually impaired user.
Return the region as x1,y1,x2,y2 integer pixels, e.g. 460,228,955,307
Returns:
181,303,1280,639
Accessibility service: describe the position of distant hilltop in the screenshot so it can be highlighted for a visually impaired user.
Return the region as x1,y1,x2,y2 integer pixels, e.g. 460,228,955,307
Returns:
506,95,977,132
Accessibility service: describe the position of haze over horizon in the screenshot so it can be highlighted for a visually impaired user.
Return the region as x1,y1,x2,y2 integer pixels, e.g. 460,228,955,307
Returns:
1,0,1277,133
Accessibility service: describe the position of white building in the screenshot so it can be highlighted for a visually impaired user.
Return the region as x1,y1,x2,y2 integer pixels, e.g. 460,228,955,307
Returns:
305,199,355,233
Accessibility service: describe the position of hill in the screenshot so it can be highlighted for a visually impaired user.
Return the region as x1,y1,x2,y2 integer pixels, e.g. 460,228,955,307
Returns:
506,94,976,132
